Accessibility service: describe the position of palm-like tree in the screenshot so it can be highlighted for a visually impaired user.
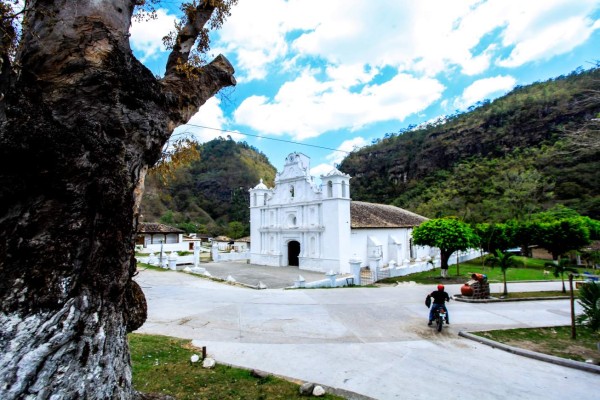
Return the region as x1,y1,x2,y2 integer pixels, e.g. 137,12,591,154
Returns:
485,250,522,296
576,281,600,331
545,258,578,293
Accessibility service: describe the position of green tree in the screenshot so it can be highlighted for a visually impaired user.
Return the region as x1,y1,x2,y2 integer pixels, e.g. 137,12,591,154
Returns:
226,221,247,239
545,259,578,293
536,218,591,260
485,250,523,296
412,218,479,277
474,222,516,253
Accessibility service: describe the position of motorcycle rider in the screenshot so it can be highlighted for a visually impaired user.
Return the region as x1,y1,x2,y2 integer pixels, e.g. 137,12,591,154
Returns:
427,284,450,325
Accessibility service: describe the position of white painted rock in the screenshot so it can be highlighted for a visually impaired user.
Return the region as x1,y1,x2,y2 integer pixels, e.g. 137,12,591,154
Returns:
313,385,325,396
202,357,216,369
190,354,200,363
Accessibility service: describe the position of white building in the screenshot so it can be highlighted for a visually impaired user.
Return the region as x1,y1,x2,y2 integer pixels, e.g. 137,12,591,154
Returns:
249,152,436,274
136,222,187,253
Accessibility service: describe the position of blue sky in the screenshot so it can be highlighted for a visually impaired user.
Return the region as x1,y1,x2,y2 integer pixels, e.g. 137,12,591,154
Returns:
130,0,600,178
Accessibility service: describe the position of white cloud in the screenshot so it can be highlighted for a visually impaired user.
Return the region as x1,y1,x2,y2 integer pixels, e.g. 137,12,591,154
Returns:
325,137,369,165
499,16,600,67
216,0,600,81
455,75,516,109
234,71,444,140
310,163,336,178
210,0,599,141
173,97,244,142
129,9,177,63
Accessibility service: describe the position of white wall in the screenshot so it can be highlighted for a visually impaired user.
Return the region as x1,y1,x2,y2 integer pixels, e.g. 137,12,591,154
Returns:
138,233,186,253
349,228,437,272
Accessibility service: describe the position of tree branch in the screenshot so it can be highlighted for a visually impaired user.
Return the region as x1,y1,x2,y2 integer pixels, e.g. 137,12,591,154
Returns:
165,1,214,74
162,53,236,126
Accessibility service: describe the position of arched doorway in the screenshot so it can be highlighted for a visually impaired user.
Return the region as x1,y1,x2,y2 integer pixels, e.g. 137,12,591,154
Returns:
288,241,300,267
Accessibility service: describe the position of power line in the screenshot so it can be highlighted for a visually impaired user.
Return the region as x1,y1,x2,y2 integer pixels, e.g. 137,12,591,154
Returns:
175,123,350,154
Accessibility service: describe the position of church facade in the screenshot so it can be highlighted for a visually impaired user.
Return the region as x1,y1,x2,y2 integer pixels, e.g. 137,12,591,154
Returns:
249,152,435,274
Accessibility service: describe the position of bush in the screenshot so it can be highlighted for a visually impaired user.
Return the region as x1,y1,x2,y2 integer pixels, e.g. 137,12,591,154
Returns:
577,282,600,331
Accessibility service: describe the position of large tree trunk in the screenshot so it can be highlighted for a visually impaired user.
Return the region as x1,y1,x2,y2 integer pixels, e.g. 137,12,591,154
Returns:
0,1,235,398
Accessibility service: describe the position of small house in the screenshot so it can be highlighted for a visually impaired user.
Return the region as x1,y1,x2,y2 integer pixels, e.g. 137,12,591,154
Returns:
136,223,186,253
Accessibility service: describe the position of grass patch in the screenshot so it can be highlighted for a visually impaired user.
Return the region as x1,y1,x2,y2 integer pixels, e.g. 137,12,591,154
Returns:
379,257,599,285
136,263,169,272
129,334,344,400
472,326,600,364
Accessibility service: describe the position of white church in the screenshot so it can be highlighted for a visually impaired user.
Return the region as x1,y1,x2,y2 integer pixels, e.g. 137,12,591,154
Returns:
249,152,437,275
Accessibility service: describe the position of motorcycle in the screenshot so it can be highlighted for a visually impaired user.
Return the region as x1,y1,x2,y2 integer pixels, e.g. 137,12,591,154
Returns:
432,307,447,332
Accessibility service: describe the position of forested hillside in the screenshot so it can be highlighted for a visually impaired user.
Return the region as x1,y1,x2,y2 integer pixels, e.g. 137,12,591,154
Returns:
339,67,600,222
141,138,276,236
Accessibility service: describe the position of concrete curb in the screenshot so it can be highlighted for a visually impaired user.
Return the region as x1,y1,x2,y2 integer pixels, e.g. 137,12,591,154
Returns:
215,362,377,400
459,331,600,375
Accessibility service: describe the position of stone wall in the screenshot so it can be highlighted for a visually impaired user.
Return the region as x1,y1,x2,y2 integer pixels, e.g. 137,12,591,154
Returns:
471,281,490,299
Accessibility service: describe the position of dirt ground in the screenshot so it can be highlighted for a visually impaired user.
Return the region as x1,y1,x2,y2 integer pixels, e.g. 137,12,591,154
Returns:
506,339,599,364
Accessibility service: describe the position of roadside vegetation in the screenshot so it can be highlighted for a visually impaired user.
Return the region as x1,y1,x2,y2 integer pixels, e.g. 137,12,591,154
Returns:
379,256,599,286
472,326,600,365
129,334,343,400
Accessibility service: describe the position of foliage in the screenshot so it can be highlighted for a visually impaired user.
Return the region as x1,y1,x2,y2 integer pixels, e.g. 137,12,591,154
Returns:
150,139,200,184
340,67,600,221
412,218,479,270
535,218,590,260
577,282,600,331
226,221,247,239
545,258,578,293
141,137,276,234
407,150,554,223
474,222,516,253
379,256,592,285
485,250,523,295
129,334,343,400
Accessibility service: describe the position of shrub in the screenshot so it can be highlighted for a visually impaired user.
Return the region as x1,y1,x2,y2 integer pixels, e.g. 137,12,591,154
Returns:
577,282,600,331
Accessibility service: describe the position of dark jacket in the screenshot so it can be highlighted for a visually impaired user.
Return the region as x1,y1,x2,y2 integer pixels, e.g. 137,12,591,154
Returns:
429,290,450,305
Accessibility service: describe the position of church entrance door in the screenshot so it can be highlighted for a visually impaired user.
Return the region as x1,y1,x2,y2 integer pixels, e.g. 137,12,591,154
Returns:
288,241,300,267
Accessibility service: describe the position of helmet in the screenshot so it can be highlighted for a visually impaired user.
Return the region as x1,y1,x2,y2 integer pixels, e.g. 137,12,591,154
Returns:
437,284,445,290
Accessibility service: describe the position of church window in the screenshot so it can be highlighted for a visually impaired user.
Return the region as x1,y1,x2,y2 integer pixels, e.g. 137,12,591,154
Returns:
342,181,347,198
253,193,257,206
288,214,297,227
263,193,267,205
290,185,295,198
327,181,333,197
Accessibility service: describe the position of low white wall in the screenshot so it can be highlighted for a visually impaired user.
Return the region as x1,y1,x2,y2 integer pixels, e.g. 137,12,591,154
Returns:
137,242,189,254
213,251,250,262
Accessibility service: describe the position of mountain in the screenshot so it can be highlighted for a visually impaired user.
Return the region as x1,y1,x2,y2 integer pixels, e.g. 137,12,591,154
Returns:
140,138,276,235
339,67,600,222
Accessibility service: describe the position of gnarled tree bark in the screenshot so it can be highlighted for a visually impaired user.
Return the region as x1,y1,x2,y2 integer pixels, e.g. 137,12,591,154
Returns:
0,1,235,398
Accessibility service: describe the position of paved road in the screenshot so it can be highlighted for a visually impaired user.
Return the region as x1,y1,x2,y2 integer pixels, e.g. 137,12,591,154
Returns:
181,260,329,289
135,268,598,400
